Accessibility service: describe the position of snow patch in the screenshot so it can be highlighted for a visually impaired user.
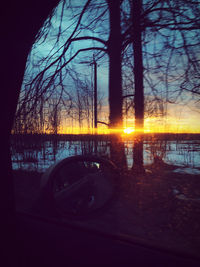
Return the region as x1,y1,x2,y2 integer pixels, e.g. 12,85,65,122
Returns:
173,168,200,175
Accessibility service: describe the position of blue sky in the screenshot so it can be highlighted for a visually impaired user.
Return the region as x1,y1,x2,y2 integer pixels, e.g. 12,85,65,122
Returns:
21,0,200,133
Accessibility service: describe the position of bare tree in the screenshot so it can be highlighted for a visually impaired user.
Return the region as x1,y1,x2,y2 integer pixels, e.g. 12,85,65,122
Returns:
14,0,200,170
16,0,126,130
117,0,200,169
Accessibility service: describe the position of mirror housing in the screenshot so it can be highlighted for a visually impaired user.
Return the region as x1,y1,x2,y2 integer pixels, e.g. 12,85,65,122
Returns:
33,155,119,218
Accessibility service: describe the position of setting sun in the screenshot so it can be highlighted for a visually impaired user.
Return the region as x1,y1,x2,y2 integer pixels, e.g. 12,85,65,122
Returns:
123,127,135,134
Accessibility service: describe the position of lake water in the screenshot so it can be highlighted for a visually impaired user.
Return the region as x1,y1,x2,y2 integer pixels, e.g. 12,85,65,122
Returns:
11,137,200,174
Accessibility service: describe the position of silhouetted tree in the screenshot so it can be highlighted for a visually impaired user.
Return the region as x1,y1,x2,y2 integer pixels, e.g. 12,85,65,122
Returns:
18,0,199,134
18,0,125,129
125,0,200,170
106,0,123,128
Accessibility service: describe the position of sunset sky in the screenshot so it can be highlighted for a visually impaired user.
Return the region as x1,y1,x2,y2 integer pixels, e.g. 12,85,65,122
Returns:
22,0,200,135
59,101,200,134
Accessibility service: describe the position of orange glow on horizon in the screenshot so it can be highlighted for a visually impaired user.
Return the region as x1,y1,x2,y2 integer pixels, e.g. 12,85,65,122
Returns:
54,101,200,135
56,124,200,135
58,119,199,134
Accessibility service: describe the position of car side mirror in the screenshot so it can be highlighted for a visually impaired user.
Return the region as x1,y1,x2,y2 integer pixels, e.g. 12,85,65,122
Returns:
33,155,119,218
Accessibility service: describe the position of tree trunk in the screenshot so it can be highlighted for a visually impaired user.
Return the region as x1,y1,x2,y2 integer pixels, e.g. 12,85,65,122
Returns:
132,0,145,172
107,0,123,129
132,0,144,132
0,1,60,265
110,136,127,186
